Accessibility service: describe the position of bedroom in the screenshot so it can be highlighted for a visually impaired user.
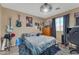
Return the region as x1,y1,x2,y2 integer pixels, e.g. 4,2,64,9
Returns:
0,3,79,55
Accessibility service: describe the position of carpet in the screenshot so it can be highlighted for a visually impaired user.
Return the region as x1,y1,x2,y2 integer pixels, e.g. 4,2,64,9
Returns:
41,45,60,55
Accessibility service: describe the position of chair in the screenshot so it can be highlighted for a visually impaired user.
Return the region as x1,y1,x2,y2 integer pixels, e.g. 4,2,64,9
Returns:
67,26,79,54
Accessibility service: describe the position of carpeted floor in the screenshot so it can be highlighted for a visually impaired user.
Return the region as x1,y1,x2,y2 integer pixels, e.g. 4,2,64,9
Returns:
0,44,78,55
0,46,19,55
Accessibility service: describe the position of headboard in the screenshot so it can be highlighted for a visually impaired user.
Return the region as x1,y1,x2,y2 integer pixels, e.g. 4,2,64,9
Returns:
14,27,42,37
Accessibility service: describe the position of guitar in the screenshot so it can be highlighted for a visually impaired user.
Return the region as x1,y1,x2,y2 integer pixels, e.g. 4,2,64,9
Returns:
7,17,13,33
16,15,22,27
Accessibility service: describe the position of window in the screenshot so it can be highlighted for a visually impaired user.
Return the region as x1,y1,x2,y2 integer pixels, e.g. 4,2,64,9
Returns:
55,17,63,31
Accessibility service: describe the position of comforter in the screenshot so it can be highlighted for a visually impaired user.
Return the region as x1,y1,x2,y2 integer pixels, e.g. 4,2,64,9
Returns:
19,35,56,55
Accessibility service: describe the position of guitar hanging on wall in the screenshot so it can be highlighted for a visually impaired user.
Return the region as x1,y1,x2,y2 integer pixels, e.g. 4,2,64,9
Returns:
7,17,13,33
16,15,22,27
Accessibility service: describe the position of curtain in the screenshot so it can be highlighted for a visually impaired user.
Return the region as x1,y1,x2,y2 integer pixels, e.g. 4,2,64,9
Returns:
63,14,70,45
52,18,56,38
75,12,79,25
76,17,79,25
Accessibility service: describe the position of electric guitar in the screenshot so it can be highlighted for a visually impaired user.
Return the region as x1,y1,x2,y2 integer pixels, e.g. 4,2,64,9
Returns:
16,15,22,27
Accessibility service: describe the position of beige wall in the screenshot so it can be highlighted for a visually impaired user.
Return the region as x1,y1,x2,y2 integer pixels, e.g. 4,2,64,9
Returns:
45,7,79,43
46,7,79,27
1,5,79,46
1,7,44,46
0,4,2,49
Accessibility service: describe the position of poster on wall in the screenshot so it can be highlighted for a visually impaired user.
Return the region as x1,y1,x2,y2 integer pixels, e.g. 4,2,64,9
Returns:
44,19,52,26
26,16,33,27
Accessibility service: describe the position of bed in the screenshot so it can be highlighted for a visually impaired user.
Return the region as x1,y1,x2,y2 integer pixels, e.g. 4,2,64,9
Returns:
18,35,60,55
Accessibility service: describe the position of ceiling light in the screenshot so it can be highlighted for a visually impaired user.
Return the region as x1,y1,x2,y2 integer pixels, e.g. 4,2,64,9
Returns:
40,3,52,13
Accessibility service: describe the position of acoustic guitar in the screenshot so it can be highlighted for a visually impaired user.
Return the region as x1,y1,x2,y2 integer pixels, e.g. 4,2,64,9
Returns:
7,17,13,33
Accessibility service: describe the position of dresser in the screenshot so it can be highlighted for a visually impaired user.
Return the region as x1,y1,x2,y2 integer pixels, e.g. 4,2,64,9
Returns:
42,26,52,36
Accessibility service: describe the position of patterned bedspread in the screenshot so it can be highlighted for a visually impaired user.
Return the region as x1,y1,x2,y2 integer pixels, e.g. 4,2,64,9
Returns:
19,35,56,55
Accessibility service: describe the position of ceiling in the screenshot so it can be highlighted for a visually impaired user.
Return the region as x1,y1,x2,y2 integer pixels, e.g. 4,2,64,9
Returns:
1,3,79,18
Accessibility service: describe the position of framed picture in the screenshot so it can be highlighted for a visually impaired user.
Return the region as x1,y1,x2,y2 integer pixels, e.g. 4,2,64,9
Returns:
74,12,79,18
26,16,33,27
35,22,39,26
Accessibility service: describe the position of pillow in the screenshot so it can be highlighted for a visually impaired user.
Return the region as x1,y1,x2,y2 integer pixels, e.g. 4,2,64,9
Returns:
36,33,41,36
22,32,41,37
22,33,30,37
25,33,31,37
31,33,37,36
31,33,41,36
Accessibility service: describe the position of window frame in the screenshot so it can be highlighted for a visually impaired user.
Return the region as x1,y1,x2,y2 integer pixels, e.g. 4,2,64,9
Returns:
55,16,63,31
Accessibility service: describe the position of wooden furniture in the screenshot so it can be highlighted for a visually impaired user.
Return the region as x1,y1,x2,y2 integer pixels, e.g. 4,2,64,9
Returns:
42,26,52,36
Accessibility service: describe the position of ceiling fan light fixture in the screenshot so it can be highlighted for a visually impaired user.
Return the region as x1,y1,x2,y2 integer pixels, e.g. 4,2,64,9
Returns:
40,3,52,13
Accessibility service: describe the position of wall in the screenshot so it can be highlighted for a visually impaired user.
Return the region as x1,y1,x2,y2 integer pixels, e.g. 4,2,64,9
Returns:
1,7,44,46
0,4,2,49
45,7,79,43
1,5,79,46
